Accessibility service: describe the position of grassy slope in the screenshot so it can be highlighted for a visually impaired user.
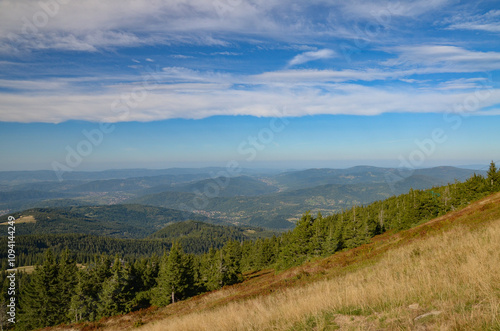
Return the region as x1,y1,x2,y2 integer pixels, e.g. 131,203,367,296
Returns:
49,192,500,331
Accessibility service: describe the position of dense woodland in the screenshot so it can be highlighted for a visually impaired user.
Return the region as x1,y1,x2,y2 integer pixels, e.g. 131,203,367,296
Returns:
1,162,499,330
0,221,273,268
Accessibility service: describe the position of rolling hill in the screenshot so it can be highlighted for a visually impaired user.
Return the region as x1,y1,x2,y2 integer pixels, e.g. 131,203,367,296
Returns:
0,204,220,239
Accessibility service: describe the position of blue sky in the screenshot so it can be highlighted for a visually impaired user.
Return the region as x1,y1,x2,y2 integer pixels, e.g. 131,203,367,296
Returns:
0,0,499,171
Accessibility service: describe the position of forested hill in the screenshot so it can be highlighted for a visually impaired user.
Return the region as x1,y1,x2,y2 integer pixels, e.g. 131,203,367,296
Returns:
149,220,255,240
0,204,221,239
0,220,274,268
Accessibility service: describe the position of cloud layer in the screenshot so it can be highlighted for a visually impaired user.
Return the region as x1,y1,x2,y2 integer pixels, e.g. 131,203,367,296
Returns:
0,0,499,123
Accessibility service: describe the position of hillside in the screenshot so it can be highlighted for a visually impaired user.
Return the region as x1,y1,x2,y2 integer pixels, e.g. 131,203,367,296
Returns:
71,192,500,330
0,204,220,239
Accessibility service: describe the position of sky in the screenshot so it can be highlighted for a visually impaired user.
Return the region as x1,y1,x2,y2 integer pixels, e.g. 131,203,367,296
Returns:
0,0,499,171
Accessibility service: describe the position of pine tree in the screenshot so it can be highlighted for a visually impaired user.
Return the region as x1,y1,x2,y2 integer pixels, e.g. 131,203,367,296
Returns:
69,270,97,323
19,249,64,329
69,254,112,323
96,257,130,318
154,242,193,305
487,161,499,190
222,240,242,286
58,249,78,321
277,212,315,269
199,247,219,291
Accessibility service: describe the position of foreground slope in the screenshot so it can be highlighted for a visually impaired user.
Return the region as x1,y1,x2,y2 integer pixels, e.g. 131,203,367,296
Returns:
72,192,500,331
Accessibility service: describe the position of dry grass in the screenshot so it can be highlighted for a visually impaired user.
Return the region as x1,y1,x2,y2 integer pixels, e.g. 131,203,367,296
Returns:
135,199,500,330
0,215,36,225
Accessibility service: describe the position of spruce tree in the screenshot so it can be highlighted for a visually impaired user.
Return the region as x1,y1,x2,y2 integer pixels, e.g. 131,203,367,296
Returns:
154,242,192,305
487,161,499,190
199,247,220,291
58,249,78,322
222,240,242,286
69,270,97,323
19,249,63,329
96,257,130,318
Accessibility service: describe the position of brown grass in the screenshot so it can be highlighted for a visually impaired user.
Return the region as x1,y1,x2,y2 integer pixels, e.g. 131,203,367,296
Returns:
137,219,500,330
0,215,36,225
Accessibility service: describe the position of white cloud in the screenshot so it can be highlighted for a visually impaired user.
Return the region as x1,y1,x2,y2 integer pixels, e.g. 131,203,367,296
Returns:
170,54,194,59
211,51,241,56
433,78,491,90
288,49,336,66
252,68,402,83
338,0,451,19
1,71,499,123
0,0,453,53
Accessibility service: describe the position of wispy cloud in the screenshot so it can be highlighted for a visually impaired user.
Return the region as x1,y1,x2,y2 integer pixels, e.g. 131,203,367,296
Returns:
211,51,242,56
445,9,500,33
0,1,499,125
288,49,336,67
0,0,453,54
1,67,499,123
382,45,500,73
433,78,491,91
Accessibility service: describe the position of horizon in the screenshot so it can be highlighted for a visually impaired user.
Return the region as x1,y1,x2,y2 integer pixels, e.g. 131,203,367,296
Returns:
0,162,491,173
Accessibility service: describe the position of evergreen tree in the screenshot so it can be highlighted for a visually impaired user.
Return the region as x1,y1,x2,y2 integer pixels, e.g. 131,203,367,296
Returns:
198,247,220,291
69,254,112,323
487,161,499,190
58,249,78,321
222,240,243,286
96,257,130,318
277,212,314,269
19,249,64,329
69,270,97,323
154,242,193,305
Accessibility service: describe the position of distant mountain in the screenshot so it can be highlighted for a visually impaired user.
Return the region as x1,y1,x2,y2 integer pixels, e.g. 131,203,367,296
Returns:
274,166,397,190
0,167,283,185
274,166,485,191
457,164,489,170
412,166,486,183
142,175,278,197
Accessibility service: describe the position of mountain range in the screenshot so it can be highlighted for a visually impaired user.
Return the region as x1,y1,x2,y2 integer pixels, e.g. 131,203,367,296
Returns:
0,166,487,230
